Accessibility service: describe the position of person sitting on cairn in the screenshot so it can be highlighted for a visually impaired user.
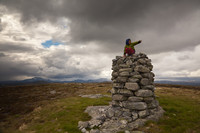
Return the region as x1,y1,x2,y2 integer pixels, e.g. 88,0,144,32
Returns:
124,38,142,57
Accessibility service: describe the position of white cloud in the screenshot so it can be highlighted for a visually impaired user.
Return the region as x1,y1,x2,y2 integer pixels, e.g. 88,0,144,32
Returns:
149,44,200,79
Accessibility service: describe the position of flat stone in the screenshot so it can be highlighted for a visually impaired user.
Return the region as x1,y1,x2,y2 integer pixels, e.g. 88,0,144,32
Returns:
132,75,143,79
113,83,124,88
128,96,143,102
119,71,130,77
119,68,133,72
117,77,128,83
140,78,149,85
116,56,122,60
135,90,153,97
130,72,140,76
122,102,147,110
128,78,139,83
134,65,150,73
118,89,133,96
142,85,155,90
141,72,154,79
117,58,124,64
112,94,127,101
137,59,146,65
119,64,129,68
125,83,139,91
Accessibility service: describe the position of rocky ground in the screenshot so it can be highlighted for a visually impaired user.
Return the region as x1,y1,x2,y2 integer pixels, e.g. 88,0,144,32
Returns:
0,83,200,133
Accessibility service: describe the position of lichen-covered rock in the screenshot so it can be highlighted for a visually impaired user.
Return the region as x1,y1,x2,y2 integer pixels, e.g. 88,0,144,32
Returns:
127,119,146,130
113,83,124,88
78,121,89,129
140,78,149,85
138,110,149,118
141,85,154,90
112,94,127,101
118,89,133,96
135,90,153,97
132,112,139,121
117,77,128,83
119,71,130,77
125,83,139,91
148,100,159,109
128,78,139,83
128,96,143,102
122,102,147,110
134,65,150,73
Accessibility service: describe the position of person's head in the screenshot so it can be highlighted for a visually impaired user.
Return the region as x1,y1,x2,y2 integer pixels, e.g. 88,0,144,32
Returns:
126,38,131,45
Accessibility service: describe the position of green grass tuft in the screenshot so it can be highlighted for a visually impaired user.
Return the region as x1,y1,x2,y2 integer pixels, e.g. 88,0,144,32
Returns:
24,96,111,133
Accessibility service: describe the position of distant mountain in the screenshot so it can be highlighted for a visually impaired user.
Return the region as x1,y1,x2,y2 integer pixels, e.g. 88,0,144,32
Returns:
1,76,199,87
0,77,52,86
0,77,110,86
155,77,200,86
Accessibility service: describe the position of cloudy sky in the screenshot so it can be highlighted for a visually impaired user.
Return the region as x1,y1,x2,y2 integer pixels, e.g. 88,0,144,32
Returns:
0,0,200,81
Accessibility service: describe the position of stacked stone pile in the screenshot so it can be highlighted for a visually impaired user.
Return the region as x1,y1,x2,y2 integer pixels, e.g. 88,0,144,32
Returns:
78,53,164,133
111,53,158,111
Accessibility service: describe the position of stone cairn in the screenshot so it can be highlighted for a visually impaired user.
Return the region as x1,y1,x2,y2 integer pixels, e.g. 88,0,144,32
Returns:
78,53,164,133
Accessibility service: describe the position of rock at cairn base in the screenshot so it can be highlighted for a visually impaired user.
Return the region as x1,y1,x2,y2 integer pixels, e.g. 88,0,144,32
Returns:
78,53,164,133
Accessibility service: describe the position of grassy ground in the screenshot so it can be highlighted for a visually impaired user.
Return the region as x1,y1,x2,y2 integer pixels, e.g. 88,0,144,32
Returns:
140,87,200,133
0,83,200,133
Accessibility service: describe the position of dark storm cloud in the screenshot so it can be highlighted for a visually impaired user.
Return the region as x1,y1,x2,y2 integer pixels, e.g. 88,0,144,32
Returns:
1,0,200,81
2,0,200,53
0,57,40,81
0,42,34,53
2,0,200,54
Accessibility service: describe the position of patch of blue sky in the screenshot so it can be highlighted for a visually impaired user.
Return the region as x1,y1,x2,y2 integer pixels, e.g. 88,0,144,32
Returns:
41,40,63,48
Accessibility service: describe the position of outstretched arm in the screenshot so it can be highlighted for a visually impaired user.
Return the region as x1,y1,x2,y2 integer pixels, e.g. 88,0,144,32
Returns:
131,40,142,46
